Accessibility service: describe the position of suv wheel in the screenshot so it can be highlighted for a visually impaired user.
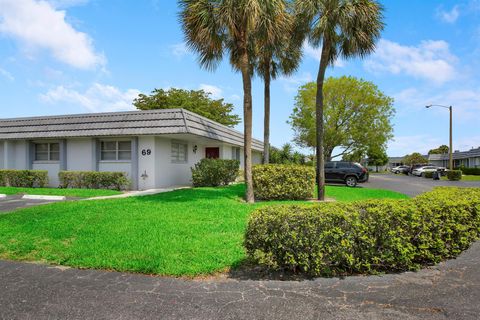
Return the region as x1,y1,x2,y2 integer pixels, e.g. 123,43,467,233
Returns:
345,176,357,187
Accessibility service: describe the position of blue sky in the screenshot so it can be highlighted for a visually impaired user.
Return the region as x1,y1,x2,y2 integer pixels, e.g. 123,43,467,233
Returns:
0,0,479,157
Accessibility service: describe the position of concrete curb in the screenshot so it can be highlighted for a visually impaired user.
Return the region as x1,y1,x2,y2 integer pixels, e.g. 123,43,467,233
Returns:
22,195,66,201
0,194,6,199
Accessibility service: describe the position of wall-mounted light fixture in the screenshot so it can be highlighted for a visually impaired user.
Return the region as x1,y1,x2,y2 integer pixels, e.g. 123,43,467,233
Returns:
193,145,198,153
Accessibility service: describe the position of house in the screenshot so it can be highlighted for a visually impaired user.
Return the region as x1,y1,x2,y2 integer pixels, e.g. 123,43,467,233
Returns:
428,147,480,168
0,109,263,190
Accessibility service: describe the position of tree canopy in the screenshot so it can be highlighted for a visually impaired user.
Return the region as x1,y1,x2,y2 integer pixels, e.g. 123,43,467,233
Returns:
428,145,449,155
289,76,394,160
133,88,240,127
403,153,428,165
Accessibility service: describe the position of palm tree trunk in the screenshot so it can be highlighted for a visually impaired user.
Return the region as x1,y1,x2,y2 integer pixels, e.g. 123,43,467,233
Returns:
263,65,271,164
240,49,255,203
315,41,330,201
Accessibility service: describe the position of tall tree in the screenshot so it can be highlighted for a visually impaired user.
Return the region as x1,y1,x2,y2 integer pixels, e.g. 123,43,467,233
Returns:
428,145,449,155
255,6,303,164
295,0,384,200
403,153,428,166
289,77,394,160
133,88,240,127
367,145,389,172
179,0,289,203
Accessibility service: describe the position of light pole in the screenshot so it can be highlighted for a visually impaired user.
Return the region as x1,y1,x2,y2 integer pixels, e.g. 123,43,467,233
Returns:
425,104,453,170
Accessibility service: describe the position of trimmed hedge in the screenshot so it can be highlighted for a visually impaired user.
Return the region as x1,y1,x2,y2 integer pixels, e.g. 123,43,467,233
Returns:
252,164,315,200
59,171,130,190
0,170,48,188
447,170,462,181
460,167,480,176
191,159,239,187
245,187,480,277
423,171,434,178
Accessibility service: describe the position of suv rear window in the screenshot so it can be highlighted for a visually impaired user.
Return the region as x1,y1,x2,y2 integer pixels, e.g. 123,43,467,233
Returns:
336,162,351,168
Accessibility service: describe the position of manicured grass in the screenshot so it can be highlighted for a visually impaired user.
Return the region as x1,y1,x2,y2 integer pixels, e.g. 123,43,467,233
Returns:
325,185,408,202
0,187,122,198
440,175,480,181
0,184,407,276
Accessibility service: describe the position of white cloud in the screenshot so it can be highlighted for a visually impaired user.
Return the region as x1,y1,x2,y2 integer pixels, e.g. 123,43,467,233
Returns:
47,0,89,8
302,42,345,67
279,72,313,93
199,84,222,99
170,42,189,59
436,5,460,23
0,68,14,81
230,94,241,101
364,39,457,84
0,0,104,69
40,83,140,112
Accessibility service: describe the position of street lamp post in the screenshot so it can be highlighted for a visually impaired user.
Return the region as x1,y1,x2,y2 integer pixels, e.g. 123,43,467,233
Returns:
425,104,453,170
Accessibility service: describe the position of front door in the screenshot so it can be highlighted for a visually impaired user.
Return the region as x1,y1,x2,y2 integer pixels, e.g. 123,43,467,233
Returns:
205,147,220,159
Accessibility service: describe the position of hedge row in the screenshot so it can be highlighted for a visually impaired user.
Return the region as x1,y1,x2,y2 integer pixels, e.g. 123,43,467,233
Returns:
245,187,480,277
252,164,315,200
447,170,462,181
59,171,130,190
460,167,480,176
0,170,48,188
191,159,239,187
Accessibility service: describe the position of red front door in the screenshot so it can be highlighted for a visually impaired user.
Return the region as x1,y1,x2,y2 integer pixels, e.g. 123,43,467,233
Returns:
205,147,220,159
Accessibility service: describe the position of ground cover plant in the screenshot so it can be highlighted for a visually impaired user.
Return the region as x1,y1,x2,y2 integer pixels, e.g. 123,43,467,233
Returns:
0,184,406,276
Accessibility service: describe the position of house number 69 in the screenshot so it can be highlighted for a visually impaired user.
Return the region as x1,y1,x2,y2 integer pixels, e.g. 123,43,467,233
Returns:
141,149,151,156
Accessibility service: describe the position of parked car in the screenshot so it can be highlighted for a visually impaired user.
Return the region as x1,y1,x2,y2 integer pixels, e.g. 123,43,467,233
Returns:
407,163,430,175
391,165,409,174
325,161,369,187
412,165,439,177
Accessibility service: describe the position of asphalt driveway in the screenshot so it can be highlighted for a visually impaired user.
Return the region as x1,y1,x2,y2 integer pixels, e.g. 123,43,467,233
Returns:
0,195,58,213
363,173,480,196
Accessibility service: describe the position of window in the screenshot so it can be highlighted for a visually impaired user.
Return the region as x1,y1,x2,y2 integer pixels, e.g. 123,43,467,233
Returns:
231,147,241,161
336,162,351,168
35,142,59,161
101,140,131,161
325,162,334,169
171,141,188,163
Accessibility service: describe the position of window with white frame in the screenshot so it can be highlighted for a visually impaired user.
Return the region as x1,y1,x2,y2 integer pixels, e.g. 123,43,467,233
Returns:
171,141,188,163
231,147,241,161
100,141,132,161
35,142,60,161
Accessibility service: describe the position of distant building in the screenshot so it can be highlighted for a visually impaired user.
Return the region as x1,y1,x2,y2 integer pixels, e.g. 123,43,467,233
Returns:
429,147,480,168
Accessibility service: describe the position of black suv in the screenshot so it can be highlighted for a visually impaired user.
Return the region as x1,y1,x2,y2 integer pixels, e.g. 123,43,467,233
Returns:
325,161,369,187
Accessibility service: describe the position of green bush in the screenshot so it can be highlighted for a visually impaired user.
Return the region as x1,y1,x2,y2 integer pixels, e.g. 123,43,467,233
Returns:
252,164,315,200
245,187,480,277
447,170,462,181
0,170,48,187
59,171,130,190
423,171,434,178
460,167,480,176
191,159,239,187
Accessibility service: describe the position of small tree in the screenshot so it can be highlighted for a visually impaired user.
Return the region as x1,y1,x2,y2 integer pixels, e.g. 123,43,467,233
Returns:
367,147,389,172
403,153,428,166
428,145,449,155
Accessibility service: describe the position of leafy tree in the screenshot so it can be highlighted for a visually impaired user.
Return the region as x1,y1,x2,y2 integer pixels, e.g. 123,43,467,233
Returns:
294,0,384,200
428,145,449,155
403,153,428,166
289,76,394,161
269,143,307,165
133,88,240,127
180,0,289,202
367,146,389,172
255,7,303,164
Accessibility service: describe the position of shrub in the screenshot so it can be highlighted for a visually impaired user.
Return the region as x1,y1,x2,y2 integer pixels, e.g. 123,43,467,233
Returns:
423,171,434,178
191,159,239,187
252,164,315,200
0,170,48,187
460,167,480,176
245,187,480,277
59,171,130,190
447,170,462,181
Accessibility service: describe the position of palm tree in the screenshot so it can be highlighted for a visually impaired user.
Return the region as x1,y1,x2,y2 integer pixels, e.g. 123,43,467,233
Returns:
295,0,384,200
179,0,288,203
255,7,303,164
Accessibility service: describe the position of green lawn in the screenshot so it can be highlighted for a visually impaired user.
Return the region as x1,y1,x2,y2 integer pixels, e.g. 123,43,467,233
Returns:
440,175,480,181
0,187,122,198
0,184,407,276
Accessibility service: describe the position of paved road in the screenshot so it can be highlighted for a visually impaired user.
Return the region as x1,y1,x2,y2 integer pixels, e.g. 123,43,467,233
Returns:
0,195,57,213
1,241,479,320
363,173,480,196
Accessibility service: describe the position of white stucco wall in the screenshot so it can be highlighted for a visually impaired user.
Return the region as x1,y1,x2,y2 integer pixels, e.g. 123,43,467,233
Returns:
138,136,156,190
13,141,28,169
0,142,4,169
252,151,262,165
33,162,60,186
67,138,94,171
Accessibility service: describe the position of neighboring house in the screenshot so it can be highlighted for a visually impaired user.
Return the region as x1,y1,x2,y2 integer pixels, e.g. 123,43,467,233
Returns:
0,109,263,190
429,147,480,168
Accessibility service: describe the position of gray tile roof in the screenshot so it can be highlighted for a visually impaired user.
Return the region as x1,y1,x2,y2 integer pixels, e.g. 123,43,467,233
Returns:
0,109,264,151
428,148,480,161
